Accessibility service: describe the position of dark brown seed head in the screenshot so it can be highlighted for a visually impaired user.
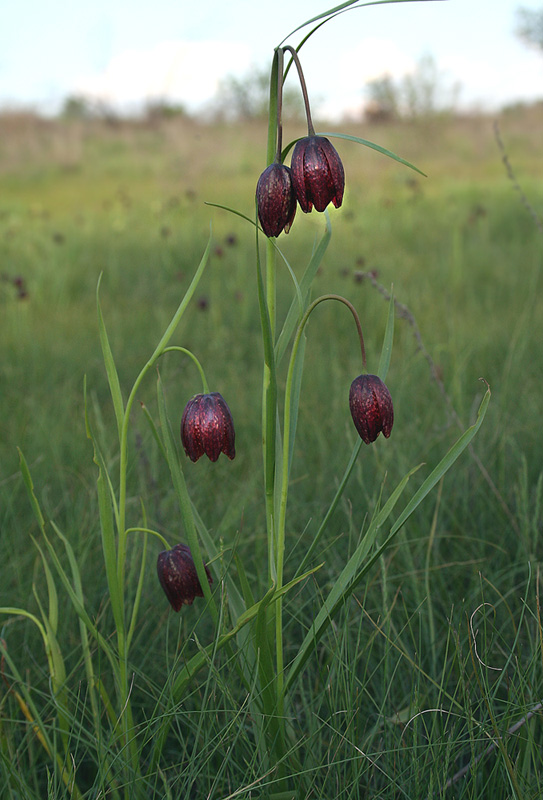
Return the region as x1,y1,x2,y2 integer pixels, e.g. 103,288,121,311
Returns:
181,392,236,462
349,374,394,444
157,544,212,611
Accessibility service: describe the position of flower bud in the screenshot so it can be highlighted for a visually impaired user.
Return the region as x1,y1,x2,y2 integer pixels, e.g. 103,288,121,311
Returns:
256,162,297,237
349,374,394,444
157,544,212,611
291,135,345,213
181,392,235,462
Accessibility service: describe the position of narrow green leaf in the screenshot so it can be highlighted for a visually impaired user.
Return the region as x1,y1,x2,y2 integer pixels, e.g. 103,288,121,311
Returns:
96,274,125,438
275,212,332,366
126,500,149,651
38,524,121,682
96,469,124,633
18,448,46,532
140,401,169,462
378,287,395,381
318,131,427,176
0,607,47,641
84,389,123,630
285,384,490,692
287,332,306,473
234,552,255,610
205,202,256,227
255,589,279,717
171,565,320,701
285,466,418,692
192,503,246,621
280,0,361,42
267,48,281,164
32,538,59,636
295,437,362,578
387,384,491,537
280,0,432,47
84,378,120,529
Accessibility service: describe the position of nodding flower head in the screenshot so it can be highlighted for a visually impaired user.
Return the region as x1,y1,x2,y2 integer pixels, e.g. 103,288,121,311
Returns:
157,544,212,611
256,162,297,237
349,374,394,445
181,392,235,462
291,135,345,213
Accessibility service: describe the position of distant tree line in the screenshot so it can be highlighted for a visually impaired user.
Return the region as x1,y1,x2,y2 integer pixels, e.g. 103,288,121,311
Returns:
364,54,461,122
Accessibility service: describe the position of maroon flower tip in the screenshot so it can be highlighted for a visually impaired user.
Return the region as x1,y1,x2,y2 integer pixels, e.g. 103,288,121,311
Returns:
256,162,297,238
157,544,213,611
291,135,345,214
349,374,394,445
181,392,236,462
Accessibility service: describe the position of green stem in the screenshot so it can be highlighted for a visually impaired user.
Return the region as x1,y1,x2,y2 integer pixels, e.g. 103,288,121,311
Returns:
161,346,210,393
283,45,315,136
125,527,171,550
261,50,281,579
259,47,288,789
275,294,367,712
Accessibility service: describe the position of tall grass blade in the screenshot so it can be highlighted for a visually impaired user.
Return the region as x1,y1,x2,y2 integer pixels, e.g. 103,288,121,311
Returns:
319,131,427,176
96,274,125,439
378,288,395,381
281,0,433,45
286,384,490,691
275,213,332,366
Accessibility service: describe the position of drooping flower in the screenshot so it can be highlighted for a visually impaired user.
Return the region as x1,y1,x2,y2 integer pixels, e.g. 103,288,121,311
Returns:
181,392,235,462
349,374,394,444
290,135,345,213
157,544,212,611
256,162,297,237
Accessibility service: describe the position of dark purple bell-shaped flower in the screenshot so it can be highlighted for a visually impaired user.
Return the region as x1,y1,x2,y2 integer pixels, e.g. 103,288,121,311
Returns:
349,374,394,444
181,392,235,462
256,162,297,237
291,135,345,213
157,544,212,611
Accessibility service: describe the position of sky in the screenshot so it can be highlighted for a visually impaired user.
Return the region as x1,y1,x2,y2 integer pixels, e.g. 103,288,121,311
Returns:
0,0,542,119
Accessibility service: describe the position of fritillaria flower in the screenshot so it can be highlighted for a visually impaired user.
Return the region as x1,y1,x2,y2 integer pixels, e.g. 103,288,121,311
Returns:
349,374,394,444
181,392,235,462
290,135,345,213
157,544,212,611
256,162,297,237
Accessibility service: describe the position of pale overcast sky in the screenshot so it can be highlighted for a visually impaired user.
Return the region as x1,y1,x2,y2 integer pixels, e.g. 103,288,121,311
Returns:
0,0,541,118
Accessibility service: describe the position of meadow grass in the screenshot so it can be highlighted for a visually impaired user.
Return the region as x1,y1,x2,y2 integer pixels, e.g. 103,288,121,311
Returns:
1,107,543,798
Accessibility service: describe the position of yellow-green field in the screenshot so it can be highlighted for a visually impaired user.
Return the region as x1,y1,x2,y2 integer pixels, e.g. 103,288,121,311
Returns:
1,107,542,798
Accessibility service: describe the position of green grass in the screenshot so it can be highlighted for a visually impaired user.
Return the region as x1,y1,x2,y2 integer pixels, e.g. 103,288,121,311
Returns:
1,108,543,798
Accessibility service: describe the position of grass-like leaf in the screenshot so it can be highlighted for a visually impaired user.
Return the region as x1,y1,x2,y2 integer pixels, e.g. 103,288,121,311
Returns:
318,131,427,176
280,0,434,46
378,287,395,381
286,383,490,692
275,212,332,366
96,273,125,439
